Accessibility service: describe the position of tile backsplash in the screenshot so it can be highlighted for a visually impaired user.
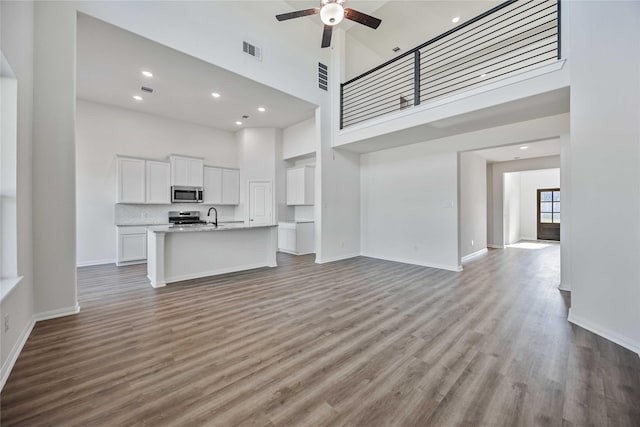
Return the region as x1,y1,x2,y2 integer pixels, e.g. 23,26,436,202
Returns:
115,204,239,226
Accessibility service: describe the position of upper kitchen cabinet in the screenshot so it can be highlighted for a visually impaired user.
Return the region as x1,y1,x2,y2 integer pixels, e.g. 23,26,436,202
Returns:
170,155,204,187
221,168,240,205
286,165,314,205
204,166,240,205
146,160,171,204
116,156,146,204
203,166,223,204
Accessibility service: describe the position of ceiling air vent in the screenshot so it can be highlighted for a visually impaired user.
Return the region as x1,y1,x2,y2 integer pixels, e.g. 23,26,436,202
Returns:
141,86,154,93
318,62,328,91
243,41,262,61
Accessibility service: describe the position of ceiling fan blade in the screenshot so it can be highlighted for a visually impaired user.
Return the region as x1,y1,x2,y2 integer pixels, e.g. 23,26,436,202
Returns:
321,25,333,48
344,8,382,29
276,8,319,21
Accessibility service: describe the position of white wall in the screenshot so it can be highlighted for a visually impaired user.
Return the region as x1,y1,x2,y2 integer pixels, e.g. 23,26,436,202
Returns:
1,0,35,387
503,172,521,245
361,146,459,271
283,117,316,160
75,100,237,266
487,156,560,247
459,152,487,258
568,1,640,353
236,128,277,224
518,169,560,240
345,32,384,82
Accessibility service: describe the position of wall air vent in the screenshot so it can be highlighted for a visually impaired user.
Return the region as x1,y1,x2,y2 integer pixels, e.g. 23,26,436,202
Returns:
318,62,328,91
243,41,262,61
141,86,154,93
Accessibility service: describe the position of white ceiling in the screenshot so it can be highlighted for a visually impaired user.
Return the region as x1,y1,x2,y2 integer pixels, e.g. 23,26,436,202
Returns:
344,1,501,62
472,138,561,163
76,13,317,132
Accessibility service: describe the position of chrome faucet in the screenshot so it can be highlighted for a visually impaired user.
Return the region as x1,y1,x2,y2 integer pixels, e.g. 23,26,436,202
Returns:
207,207,218,227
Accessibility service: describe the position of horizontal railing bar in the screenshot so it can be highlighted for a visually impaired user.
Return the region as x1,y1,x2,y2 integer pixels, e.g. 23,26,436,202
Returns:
342,57,414,94
418,4,557,69
419,28,557,88
342,74,414,109
417,0,553,59
342,0,519,86
419,56,556,107
342,84,416,119
343,89,416,118
420,40,557,95
417,0,548,59
343,101,416,126
419,45,557,101
419,26,557,84
342,67,414,101
420,50,557,99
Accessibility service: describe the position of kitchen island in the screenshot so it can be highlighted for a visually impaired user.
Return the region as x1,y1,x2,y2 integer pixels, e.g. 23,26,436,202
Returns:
146,223,277,287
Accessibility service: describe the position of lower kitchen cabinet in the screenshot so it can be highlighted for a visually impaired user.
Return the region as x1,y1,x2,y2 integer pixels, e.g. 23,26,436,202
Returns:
117,226,147,266
277,222,314,255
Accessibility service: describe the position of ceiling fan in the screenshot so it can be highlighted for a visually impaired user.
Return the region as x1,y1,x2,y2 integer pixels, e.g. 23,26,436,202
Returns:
276,0,382,48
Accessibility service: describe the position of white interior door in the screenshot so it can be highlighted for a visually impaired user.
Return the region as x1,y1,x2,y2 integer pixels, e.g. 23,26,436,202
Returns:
249,181,273,225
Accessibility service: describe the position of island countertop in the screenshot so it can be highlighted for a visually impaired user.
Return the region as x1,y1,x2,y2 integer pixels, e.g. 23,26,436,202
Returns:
147,223,277,233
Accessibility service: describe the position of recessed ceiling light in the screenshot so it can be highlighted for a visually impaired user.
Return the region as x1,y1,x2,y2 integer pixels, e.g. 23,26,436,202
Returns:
480,73,487,78
452,16,460,23
520,146,529,150
141,70,153,78
211,92,221,98
257,107,266,112
235,121,243,126
132,95,143,101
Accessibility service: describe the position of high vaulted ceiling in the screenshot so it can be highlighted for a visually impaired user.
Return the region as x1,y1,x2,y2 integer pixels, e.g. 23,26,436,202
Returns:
77,13,317,132
345,1,501,62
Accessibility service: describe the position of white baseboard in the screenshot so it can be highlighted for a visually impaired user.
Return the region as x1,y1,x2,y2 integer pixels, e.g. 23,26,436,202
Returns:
461,248,488,263
558,282,571,292
116,259,146,267
76,259,115,267
315,253,360,264
0,316,35,391
34,304,80,322
361,252,462,272
488,244,504,249
163,262,275,285
568,309,640,356
1,303,81,391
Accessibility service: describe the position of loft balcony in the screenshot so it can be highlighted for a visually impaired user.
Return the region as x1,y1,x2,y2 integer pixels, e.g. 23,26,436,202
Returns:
336,0,568,152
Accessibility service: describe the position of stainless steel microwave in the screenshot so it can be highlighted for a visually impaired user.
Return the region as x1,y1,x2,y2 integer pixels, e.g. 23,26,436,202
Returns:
171,186,203,203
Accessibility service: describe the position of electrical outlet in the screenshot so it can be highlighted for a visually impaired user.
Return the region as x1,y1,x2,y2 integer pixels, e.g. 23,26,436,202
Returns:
4,314,9,333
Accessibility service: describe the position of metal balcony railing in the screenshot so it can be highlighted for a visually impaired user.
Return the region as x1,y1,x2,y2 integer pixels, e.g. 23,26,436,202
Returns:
340,0,561,129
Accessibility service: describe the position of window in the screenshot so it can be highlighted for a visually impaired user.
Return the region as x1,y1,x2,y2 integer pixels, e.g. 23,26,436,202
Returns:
539,189,560,223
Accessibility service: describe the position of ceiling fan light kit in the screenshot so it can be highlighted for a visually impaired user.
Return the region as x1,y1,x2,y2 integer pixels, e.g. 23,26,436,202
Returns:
276,0,381,48
320,2,344,26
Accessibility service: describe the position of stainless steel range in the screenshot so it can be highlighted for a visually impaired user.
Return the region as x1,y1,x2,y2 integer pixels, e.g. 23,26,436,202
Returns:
168,211,206,226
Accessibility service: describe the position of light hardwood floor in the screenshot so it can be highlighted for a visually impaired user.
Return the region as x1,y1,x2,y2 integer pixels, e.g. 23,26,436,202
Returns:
2,245,639,426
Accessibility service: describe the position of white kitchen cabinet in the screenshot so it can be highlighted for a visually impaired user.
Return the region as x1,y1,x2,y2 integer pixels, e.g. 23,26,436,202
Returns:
117,226,147,265
146,161,171,204
203,166,223,204
204,166,239,205
170,155,204,187
221,168,240,205
116,157,146,204
286,165,314,205
278,222,314,255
